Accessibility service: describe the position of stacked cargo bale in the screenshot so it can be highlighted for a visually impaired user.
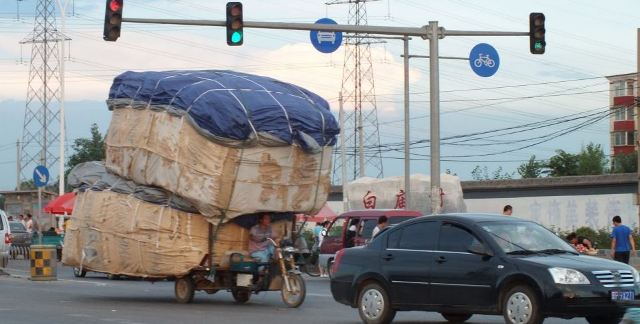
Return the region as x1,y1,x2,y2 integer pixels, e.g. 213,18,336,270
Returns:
62,70,338,277
63,163,292,278
105,70,339,221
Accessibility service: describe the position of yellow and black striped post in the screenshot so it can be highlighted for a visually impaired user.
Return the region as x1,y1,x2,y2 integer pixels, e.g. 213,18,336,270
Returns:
30,245,57,281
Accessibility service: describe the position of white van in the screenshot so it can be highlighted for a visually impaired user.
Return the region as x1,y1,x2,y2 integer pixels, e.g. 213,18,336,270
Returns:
0,210,10,268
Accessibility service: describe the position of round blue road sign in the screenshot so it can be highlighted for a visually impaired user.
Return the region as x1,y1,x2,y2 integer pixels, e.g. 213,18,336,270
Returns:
310,18,343,54
469,43,500,77
33,165,50,188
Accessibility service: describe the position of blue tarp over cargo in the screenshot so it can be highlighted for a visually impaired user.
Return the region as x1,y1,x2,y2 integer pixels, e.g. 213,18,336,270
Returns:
107,70,339,153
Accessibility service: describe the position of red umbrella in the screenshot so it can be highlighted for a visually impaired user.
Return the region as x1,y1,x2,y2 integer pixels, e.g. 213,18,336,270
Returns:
44,192,76,215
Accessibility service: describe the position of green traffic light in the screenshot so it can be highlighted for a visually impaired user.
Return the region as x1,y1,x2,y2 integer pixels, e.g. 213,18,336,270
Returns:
231,31,243,43
534,41,543,49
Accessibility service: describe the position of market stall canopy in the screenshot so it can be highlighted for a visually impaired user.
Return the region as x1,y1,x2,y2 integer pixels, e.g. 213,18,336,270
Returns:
297,204,337,223
44,192,76,215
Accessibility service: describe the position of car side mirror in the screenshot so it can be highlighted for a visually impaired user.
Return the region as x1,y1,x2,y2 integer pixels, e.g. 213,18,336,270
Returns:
468,242,493,256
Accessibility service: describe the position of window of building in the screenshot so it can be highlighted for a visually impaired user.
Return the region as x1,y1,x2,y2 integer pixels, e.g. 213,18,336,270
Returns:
627,106,635,120
613,131,636,146
614,107,626,121
627,81,635,96
614,81,626,97
614,132,625,146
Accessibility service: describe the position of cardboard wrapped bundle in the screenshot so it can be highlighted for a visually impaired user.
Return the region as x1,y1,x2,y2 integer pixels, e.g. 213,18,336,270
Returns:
105,107,332,222
63,189,290,278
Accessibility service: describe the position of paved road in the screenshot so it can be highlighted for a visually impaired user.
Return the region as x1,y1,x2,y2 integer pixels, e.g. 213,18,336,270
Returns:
0,260,588,324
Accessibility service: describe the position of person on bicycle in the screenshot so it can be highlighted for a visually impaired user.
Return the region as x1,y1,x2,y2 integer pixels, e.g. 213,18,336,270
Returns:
249,213,280,264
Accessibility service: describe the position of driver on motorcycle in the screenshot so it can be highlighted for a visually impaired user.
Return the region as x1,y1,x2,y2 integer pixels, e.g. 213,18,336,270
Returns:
249,213,281,265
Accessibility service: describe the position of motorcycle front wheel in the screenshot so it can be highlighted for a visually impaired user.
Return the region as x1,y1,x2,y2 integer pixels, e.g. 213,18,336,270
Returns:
281,273,306,308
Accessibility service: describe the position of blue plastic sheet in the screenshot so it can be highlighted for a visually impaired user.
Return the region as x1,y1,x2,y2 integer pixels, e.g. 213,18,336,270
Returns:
108,70,339,153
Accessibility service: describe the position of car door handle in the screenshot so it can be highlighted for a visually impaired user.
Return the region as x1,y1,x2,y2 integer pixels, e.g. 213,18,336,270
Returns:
383,253,394,261
436,256,447,264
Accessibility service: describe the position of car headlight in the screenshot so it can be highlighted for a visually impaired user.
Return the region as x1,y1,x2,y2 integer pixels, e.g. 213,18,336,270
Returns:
548,267,590,284
632,268,640,283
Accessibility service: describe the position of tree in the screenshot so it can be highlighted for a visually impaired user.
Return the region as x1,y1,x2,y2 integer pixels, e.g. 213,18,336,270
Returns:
612,152,637,173
65,123,106,183
545,150,579,177
471,165,514,181
517,155,544,179
576,143,608,175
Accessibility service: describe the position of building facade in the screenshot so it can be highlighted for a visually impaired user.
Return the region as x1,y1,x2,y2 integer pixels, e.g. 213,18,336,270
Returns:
606,73,638,168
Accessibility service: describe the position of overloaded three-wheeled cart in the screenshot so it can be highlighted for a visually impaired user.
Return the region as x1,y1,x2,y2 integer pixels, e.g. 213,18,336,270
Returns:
173,237,306,308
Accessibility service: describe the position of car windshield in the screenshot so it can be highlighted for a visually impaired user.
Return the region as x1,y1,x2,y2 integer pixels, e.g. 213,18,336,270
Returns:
481,221,577,255
9,222,26,232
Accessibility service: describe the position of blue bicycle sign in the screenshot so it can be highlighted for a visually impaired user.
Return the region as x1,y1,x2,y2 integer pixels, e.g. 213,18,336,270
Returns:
469,43,500,77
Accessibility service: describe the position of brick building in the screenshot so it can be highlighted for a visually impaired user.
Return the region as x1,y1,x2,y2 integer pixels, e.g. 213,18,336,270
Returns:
606,73,638,168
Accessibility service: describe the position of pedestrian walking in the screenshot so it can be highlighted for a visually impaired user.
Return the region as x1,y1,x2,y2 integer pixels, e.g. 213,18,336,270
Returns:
502,205,513,216
611,215,636,264
25,214,34,234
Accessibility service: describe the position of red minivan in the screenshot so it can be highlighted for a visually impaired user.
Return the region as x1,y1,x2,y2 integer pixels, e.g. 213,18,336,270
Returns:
319,209,423,276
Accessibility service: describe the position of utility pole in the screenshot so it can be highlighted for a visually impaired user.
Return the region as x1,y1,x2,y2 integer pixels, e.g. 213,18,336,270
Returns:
16,140,21,190
339,92,347,213
428,21,442,214
56,0,70,195
402,35,410,210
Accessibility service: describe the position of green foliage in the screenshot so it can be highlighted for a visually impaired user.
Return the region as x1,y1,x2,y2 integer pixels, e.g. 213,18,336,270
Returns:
517,155,544,178
546,149,578,177
544,143,608,177
17,179,57,192
471,165,514,181
576,143,608,175
612,152,638,173
65,123,105,189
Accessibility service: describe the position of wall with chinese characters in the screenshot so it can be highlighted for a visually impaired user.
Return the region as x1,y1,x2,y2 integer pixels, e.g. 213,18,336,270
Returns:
465,194,639,230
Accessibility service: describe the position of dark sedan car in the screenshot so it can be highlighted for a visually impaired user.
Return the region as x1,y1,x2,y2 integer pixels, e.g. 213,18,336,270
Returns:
330,214,639,324
8,221,31,259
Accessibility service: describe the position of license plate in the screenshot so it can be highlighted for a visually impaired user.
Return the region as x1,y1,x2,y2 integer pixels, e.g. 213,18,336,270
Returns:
611,290,635,301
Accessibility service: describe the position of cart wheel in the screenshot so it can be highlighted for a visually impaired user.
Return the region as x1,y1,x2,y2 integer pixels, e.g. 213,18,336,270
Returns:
175,276,195,304
281,273,306,308
73,267,86,278
232,289,251,304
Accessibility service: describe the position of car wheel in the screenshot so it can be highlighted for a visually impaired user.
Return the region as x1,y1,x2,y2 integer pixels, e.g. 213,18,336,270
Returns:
357,282,396,324
73,267,87,278
175,276,195,304
232,288,251,304
441,313,472,322
585,315,623,324
502,285,543,324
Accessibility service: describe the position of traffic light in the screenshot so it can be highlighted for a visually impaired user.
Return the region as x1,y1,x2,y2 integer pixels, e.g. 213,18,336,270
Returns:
104,0,123,42
529,13,545,54
226,2,243,46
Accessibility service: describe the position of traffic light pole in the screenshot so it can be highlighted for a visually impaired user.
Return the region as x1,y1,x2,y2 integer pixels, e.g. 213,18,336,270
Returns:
122,17,531,214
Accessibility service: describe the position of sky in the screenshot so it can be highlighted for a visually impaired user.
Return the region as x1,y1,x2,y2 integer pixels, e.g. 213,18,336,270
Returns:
0,0,638,191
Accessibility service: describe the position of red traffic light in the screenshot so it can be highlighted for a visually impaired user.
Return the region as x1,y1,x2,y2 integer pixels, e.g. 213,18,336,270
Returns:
110,0,122,12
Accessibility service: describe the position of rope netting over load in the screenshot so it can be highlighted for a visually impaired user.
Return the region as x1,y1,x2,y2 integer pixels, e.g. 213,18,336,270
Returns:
107,70,340,153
